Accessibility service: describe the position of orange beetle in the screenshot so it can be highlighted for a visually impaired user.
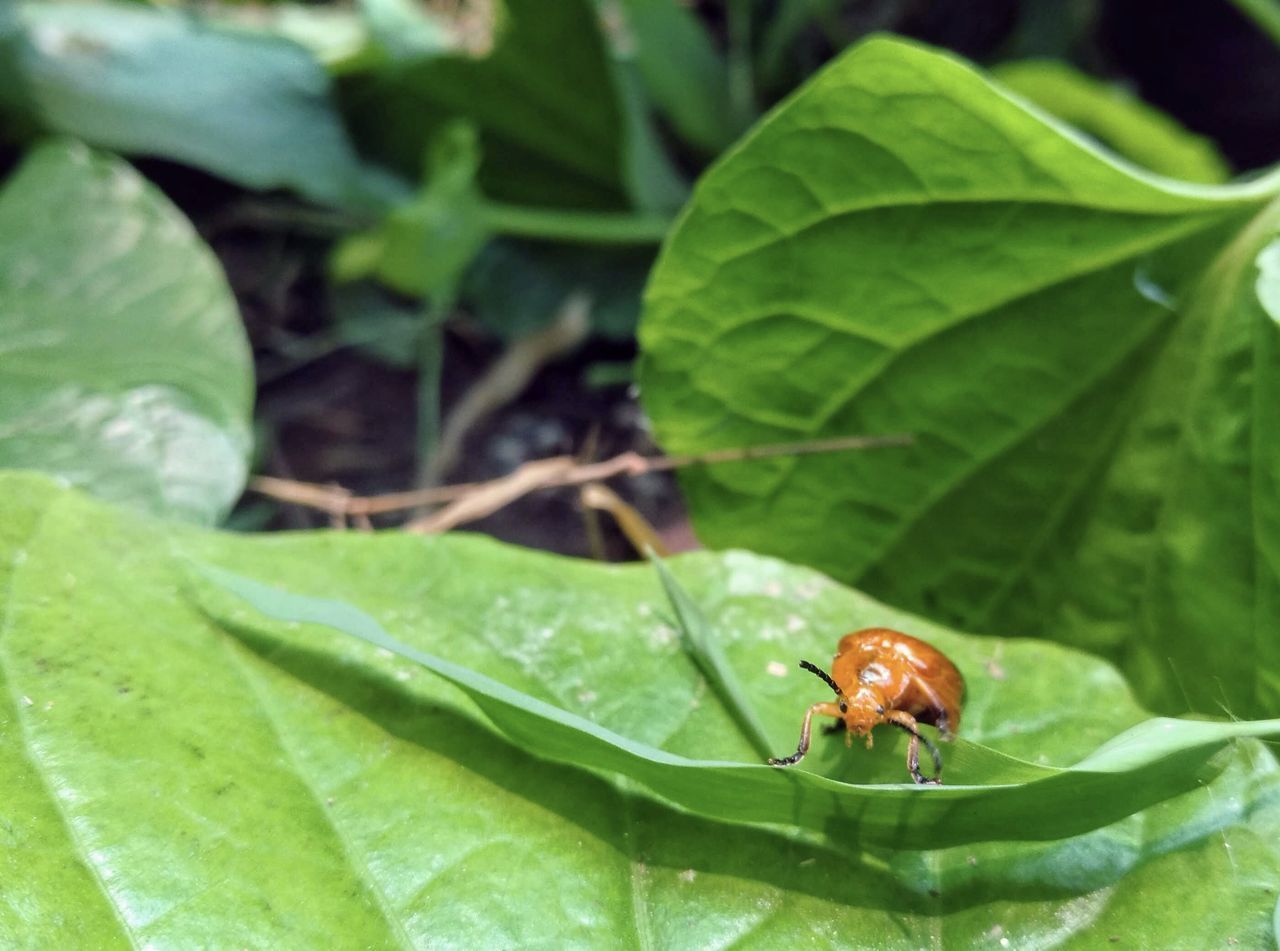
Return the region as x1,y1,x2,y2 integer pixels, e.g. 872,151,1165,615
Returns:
768,628,965,784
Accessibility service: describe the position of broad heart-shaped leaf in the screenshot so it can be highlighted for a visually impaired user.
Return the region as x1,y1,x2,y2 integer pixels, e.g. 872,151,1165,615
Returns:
4,473,1280,947
337,0,633,210
639,35,1280,719
0,141,252,525
3,3,399,211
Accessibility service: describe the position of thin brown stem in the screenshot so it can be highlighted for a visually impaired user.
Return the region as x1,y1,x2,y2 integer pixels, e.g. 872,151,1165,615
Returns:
247,432,914,528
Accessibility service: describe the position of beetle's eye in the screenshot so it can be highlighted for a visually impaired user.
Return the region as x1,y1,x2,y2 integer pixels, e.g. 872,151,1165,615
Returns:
875,705,885,715
839,701,848,713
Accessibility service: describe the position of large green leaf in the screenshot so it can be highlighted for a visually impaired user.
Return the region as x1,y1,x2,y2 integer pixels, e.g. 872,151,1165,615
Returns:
337,0,633,210
0,141,252,524
639,36,1280,718
3,471,1279,945
2,3,397,210
197,558,1280,849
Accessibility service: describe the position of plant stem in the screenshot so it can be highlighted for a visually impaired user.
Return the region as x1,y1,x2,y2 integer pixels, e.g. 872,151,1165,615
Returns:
248,433,916,521
482,202,673,245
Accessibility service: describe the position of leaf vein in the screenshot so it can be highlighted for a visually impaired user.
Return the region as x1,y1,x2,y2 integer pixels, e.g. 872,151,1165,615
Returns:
214,638,419,950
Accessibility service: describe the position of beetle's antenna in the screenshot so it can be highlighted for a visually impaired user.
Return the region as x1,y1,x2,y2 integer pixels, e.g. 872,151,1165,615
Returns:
799,660,845,698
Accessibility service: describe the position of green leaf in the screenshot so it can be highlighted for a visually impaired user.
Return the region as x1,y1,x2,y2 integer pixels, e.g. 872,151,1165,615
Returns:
993,59,1229,184
1228,0,1280,48
4,3,398,210
639,36,1280,717
195,555,1280,848
608,51,690,214
461,238,652,340
1110,199,1280,714
355,0,452,62
337,0,633,210
0,7,29,129
330,283,426,369
1260,237,1280,323
332,121,490,298
0,141,252,524
607,0,740,154
648,552,774,760
3,472,1280,944
205,5,372,68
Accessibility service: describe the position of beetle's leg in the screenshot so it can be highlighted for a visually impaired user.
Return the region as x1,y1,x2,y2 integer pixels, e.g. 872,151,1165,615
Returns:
769,702,843,766
885,710,943,785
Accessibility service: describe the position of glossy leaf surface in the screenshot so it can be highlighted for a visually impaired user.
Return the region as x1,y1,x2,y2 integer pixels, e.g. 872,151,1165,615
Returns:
0,142,252,524
4,3,394,209
2,472,1278,946
639,36,1280,717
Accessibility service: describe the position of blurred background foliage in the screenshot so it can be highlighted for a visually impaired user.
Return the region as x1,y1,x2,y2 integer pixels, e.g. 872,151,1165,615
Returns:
1,0,1278,549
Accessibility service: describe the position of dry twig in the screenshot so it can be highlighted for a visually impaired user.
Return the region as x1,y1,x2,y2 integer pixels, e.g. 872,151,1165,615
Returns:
406,456,577,533
247,431,913,531
422,291,590,485
579,482,669,556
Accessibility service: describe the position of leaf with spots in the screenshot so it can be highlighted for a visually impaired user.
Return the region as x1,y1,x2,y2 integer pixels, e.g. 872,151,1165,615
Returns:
2,473,1278,946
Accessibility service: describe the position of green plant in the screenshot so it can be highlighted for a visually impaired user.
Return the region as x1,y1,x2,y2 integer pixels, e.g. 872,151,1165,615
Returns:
641,36,1280,722
0,470,1276,945
3,3,1280,946
0,142,252,524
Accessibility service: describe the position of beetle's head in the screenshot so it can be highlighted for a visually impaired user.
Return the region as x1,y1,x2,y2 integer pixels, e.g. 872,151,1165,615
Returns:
841,687,888,736
798,660,888,735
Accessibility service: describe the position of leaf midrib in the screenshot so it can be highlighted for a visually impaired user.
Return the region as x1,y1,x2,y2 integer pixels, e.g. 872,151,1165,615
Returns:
680,245,1180,533
845,302,1170,590
652,196,1242,305
968,382,1139,630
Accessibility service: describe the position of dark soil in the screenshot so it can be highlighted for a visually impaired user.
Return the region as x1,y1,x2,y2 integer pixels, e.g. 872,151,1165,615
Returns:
193,195,691,558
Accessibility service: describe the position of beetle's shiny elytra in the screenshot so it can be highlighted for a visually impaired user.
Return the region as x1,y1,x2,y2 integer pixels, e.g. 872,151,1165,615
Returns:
768,628,965,784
